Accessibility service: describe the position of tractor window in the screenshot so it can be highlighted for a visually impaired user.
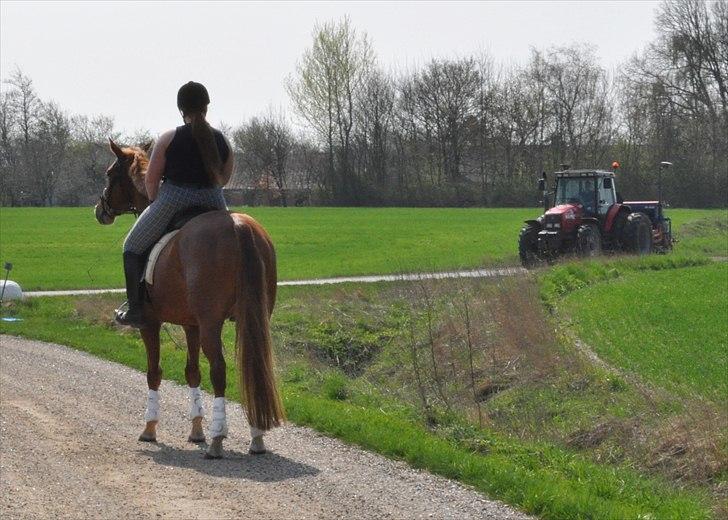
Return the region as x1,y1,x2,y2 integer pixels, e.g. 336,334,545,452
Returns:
555,177,597,213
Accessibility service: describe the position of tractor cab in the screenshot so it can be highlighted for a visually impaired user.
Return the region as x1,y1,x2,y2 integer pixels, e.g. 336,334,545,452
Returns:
552,169,616,219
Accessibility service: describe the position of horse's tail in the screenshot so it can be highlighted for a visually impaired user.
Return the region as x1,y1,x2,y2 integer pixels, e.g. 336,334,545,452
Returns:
234,221,285,431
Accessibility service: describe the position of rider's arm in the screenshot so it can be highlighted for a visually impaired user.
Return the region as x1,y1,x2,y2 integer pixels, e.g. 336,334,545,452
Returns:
213,135,234,187
145,130,175,201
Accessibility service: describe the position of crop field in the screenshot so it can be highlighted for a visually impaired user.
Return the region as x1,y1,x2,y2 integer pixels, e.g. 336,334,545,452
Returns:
560,262,728,403
0,206,725,290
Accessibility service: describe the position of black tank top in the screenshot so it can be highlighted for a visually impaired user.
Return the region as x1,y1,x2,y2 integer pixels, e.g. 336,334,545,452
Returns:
163,124,230,187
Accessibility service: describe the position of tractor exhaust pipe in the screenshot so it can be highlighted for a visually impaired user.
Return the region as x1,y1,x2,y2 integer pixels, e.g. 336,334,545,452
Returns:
538,171,549,212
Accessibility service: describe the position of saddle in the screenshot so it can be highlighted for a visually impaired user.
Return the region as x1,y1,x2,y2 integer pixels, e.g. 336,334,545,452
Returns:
143,206,217,285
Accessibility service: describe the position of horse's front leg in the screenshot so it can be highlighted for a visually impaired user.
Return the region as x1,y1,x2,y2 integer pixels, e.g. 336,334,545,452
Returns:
183,325,205,443
199,323,227,459
139,322,162,442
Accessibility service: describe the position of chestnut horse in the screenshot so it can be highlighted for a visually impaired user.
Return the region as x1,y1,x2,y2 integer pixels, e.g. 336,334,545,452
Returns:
95,140,284,458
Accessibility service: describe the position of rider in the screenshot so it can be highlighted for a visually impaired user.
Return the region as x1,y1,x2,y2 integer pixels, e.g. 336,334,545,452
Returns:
115,81,234,327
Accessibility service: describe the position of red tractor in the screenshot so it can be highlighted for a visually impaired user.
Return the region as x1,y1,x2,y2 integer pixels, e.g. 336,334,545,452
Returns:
519,163,673,267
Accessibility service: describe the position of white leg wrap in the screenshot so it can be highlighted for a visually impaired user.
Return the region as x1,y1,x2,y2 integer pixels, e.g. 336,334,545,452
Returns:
209,397,228,439
144,389,160,422
188,387,205,419
250,425,265,439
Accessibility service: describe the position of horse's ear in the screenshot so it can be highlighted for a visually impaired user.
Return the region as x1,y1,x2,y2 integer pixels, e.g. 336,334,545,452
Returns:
141,140,154,154
109,138,125,158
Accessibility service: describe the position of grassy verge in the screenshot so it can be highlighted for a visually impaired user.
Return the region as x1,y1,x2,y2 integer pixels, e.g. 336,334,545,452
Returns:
0,286,715,520
0,207,724,290
538,254,712,311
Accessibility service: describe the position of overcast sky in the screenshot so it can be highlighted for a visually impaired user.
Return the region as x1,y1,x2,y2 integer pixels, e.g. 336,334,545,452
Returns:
1,0,661,137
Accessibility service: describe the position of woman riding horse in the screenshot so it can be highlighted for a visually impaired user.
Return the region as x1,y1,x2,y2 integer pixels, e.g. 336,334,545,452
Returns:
96,82,284,458
116,81,233,327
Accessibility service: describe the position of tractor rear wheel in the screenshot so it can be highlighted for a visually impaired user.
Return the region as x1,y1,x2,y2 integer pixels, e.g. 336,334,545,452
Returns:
622,212,653,255
577,223,602,258
519,223,543,268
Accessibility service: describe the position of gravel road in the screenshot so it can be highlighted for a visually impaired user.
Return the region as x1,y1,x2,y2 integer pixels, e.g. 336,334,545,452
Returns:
0,335,532,520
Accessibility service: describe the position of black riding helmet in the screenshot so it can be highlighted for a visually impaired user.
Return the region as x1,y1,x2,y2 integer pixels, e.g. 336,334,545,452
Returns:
177,81,210,112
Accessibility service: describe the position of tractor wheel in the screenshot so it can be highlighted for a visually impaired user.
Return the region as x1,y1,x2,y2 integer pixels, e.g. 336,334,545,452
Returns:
518,224,543,268
622,212,653,255
577,223,602,258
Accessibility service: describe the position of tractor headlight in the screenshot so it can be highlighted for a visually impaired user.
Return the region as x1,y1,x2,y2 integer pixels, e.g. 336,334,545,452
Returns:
554,223,561,229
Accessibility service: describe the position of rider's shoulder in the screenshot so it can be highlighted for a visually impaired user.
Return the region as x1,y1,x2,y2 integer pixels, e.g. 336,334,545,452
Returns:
158,129,177,146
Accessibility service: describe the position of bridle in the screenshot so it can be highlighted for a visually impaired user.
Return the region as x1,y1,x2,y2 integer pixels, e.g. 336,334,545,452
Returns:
98,164,141,219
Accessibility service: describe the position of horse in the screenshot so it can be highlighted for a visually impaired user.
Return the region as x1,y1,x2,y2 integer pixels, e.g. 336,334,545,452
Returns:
94,139,285,458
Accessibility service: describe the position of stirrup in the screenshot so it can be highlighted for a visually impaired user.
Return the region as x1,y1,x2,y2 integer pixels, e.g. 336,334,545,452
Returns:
115,303,146,328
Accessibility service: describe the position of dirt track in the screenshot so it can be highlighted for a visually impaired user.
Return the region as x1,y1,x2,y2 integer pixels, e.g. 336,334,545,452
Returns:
0,335,531,520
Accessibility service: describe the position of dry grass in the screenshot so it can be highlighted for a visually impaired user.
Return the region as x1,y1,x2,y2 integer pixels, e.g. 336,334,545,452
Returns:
646,404,727,485
370,274,727,510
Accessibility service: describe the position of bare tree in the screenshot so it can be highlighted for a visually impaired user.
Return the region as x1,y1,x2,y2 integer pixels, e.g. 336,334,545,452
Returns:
539,45,614,168
34,102,71,205
355,69,395,188
69,114,118,204
233,109,294,206
5,68,40,146
413,58,480,182
620,0,728,206
287,16,374,203
0,88,20,204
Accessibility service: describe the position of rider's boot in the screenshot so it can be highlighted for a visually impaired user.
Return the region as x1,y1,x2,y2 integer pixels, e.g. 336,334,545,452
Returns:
115,251,147,328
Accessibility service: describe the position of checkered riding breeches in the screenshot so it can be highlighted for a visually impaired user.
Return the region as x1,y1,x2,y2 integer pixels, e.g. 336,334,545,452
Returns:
123,181,227,254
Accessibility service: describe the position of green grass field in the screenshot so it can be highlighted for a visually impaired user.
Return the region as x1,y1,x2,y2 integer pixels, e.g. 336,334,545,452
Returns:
0,206,724,290
560,262,728,403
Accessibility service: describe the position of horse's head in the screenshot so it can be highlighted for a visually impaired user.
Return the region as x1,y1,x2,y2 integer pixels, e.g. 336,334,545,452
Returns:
95,139,152,225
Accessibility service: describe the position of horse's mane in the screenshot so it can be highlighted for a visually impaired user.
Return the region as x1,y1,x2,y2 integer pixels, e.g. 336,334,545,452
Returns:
123,145,150,196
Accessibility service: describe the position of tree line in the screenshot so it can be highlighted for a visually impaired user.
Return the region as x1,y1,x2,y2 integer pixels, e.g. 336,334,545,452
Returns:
1,0,725,208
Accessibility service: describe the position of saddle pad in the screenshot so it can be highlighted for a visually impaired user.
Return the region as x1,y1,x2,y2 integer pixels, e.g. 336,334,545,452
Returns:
144,230,180,285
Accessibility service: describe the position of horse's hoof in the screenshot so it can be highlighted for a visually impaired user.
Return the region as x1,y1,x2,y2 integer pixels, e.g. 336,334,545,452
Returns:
205,436,224,459
139,420,157,442
249,435,266,455
188,416,205,443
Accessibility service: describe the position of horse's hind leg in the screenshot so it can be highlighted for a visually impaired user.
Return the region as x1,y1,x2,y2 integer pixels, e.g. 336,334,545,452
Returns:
249,425,267,454
199,322,227,459
139,322,162,442
183,325,205,443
